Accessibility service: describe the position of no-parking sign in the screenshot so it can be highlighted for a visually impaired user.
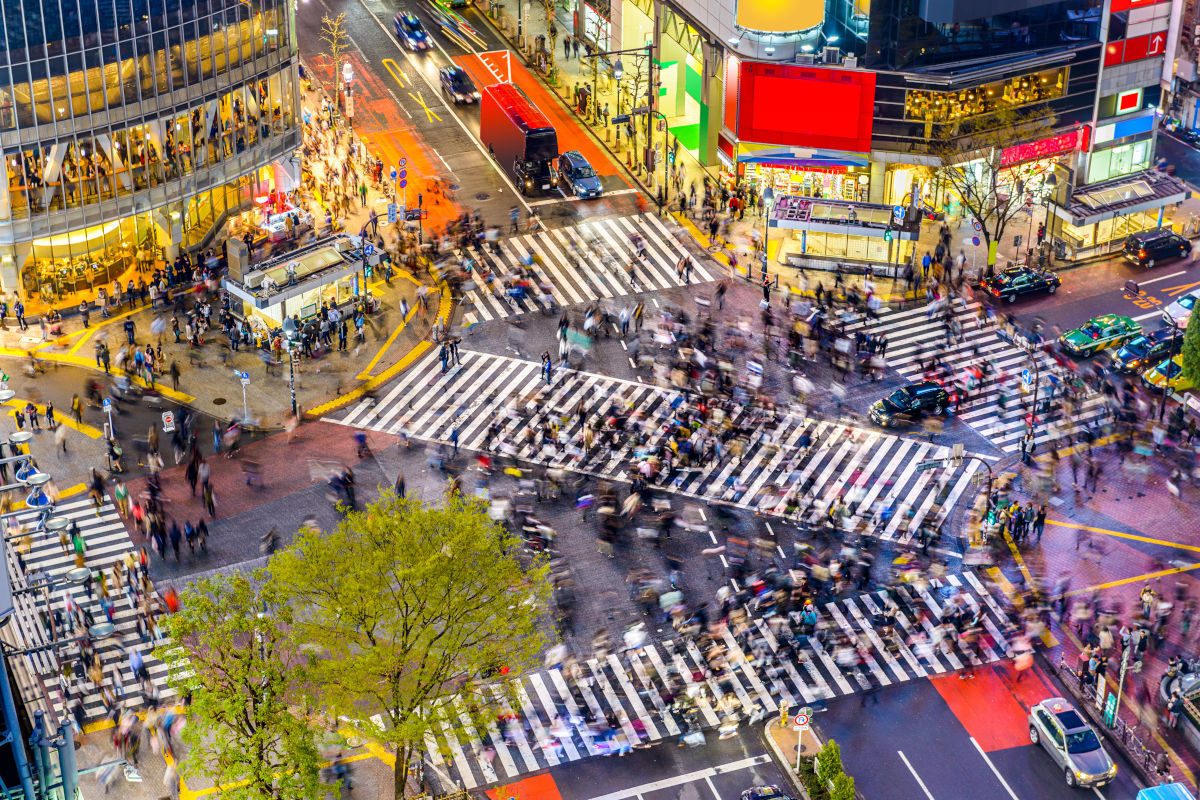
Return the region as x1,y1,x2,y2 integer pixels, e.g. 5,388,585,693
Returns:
793,713,810,731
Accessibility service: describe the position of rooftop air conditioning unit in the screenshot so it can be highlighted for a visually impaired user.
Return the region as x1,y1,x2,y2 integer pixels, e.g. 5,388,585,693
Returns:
823,46,840,64
843,55,858,69
795,53,817,65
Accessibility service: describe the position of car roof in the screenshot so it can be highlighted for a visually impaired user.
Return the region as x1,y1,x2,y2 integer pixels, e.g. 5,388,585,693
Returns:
561,150,589,166
400,12,420,22
1149,327,1180,342
1089,314,1129,327
909,380,941,391
1130,227,1177,242
1054,708,1089,731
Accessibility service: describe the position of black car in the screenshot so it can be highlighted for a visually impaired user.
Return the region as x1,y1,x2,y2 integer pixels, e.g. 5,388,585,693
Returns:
1109,326,1184,373
980,265,1061,303
741,787,794,800
869,380,951,427
439,66,479,103
1123,227,1191,267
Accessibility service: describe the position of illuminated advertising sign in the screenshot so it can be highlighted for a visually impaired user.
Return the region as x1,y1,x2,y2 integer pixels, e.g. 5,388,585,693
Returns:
736,62,875,153
1000,129,1087,168
735,0,823,32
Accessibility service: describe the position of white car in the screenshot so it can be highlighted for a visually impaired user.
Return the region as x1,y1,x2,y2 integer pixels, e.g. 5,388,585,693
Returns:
1163,289,1200,329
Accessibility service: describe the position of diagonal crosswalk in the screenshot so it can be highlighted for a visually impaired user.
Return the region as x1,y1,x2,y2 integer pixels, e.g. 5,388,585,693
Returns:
339,349,981,543
2,497,176,723
851,301,1113,453
460,214,715,323
420,572,1012,790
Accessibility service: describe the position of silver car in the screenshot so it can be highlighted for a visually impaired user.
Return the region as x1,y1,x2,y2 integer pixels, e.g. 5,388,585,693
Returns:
1028,698,1117,788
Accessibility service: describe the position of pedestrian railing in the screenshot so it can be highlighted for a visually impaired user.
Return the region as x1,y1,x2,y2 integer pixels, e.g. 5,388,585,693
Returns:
1057,657,1169,781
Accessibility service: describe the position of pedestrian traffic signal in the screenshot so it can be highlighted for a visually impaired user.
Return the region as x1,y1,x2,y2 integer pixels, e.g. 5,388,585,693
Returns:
365,263,373,278
884,228,893,242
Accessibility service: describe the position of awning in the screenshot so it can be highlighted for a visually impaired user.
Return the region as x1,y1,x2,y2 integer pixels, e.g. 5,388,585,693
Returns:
737,146,869,170
1054,169,1191,226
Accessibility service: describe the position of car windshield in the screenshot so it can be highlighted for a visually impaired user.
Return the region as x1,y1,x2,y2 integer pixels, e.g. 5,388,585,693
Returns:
1160,360,1183,379
885,389,913,407
573,165,596,178
1121,337,1151,357
1079,322,1104,338
1065,729,1101,754
450,72,473,91
403,17,422,31
1180,295,1197,311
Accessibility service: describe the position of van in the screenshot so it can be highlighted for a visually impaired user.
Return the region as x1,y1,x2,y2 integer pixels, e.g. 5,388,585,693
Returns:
1124,227,1191,267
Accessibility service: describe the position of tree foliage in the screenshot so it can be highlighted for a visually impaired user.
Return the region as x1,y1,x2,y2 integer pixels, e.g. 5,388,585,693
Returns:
931,106,1059,264
830,772,856,800
320,13,350,76
269,493,554,799
158,571,326,800
1183,303,1200,388
816,739,843,784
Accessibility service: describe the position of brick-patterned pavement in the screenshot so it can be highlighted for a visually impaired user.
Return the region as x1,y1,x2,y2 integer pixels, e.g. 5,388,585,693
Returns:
996,437,1200,787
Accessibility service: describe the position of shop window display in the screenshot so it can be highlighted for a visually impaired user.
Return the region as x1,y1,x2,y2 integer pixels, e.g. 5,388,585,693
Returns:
904,67,1066,124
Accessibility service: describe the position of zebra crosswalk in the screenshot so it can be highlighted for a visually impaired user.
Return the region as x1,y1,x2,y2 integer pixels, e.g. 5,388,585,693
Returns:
460,214,715,324
339,349,981,543
2,497,176,722
852,301,1111,453
422,571,1013,790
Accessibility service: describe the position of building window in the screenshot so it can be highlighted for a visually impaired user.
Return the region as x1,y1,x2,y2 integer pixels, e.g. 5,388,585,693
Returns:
904,67,1068,123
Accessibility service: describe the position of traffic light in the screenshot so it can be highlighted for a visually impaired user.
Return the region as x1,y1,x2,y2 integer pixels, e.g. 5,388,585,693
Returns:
365,263,373,278
884,228,893,242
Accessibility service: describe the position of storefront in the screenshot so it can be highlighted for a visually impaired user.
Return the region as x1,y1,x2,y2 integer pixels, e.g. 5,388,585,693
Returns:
223,234,379,331
1048,170,1190,261
738,147,872,202
770,196,919,277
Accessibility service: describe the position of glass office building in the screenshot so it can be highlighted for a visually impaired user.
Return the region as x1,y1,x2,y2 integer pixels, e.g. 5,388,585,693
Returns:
0,0,300,305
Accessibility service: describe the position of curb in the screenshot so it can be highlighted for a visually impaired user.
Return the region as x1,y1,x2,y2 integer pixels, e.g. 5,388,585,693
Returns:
761,720,809,798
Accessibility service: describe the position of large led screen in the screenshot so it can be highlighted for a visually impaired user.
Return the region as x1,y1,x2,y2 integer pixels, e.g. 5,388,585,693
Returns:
736,62,876,152
736,0,824,32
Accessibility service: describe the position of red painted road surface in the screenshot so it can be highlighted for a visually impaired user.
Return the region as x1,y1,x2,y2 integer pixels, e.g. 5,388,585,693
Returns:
931,662,1060,752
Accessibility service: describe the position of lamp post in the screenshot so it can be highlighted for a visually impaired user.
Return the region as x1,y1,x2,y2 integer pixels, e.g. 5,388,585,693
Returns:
1158,317,1181,422
762,186,775,281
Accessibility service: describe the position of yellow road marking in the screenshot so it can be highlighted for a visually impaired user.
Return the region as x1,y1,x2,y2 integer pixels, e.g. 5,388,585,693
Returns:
382,57,408,87
10,482,86,510
986,566,1058,646
408,90,442,122
1164,280,1200,297
356,290,436,379
1064,560,1200,598
1045,519,1200,554
4,400,103,438
307,287,453,417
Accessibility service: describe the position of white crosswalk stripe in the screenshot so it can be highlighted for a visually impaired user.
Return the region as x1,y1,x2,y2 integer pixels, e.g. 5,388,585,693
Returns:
338,350,980,544
422,573,1012,789
851,301,1114,452
460,214,715,324
2,498,176,723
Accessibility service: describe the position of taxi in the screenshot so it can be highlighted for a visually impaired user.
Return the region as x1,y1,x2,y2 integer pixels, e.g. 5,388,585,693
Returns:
1059,314,1141,357
1028,697,1117,787
1141,355,1197,393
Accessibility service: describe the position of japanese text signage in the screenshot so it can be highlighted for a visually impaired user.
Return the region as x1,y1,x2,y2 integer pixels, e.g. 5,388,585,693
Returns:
1000,130,1086,168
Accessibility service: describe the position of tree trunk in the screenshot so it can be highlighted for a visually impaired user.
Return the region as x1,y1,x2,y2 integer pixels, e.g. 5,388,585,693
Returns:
394,742,412,800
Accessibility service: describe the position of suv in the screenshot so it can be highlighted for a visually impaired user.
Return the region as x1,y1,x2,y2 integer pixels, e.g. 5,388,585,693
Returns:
869,380,951,427
1110,327,1184,373
1124,227,1190,267
1028,698,1116,787
556,151,603,198
439,66,479,103
1163,289,1200,329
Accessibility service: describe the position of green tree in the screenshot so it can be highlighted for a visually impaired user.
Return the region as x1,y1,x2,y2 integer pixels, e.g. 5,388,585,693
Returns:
269,493,554,799
830,772,856,800
1182,304,1200,388
931,105,1059,268
158,571,325,800
815,739,843,784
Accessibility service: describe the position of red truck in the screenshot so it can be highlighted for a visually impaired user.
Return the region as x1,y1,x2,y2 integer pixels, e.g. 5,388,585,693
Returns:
480,82,559,195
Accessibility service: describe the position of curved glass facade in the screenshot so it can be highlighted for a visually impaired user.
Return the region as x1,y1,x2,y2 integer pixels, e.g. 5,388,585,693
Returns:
0,0,300,304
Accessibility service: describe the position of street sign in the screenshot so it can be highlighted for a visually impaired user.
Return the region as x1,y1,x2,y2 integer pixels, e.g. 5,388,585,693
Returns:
972,236,980,246
390,167,397,182
102,398,111,410
611,114,631,124
793,713,810,731
400,170,408,179
364,243,375,256
400,179,408,188
161,411,175,433
1103,691,1118,727
1021,369,1032,386
240,370,250,386
387,203,397,224
399,158,407,167
972,220,982,232
893,206,904,222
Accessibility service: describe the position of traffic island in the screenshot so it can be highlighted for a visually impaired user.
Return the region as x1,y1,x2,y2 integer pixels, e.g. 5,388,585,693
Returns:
762,714,856,800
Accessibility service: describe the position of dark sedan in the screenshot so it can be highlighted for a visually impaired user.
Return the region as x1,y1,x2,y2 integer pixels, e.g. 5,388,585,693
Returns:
1110,327,1184,373
980,265,1061,303
869,380,951,427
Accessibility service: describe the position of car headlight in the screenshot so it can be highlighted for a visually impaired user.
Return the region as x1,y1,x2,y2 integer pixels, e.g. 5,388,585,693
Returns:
1075,770,1088,780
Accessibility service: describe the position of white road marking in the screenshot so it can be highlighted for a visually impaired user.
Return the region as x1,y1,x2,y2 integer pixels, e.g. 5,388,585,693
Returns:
583,755,772,800
971,737,1022,800
898,751,937,800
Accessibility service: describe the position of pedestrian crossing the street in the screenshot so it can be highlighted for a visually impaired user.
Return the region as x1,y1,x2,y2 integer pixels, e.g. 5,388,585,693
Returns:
420,571,1013,790
851,301,1111,453
460,214,716,324
339,349,981,543
2,497,176,723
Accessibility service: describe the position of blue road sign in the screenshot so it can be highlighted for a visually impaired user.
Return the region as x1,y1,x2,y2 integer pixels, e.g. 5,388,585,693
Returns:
400,179,408,188
390,168,397,181
972,236,980,246
364,243,375,255
893,205,904,216
400,170,408,179
103,398,112,410
1021,369,1032,385
387,203,397,224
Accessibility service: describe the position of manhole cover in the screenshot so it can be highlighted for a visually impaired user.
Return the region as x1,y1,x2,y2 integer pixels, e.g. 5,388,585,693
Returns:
213,398,227,405
475,192,489,201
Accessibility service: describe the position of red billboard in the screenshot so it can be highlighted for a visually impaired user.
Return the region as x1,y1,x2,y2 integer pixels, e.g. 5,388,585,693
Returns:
999,129,1088,167
736,62,875,152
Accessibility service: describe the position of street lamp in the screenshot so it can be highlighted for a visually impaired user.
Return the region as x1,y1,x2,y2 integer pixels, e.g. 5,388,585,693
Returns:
762,186,775,280
1158,317,1181,422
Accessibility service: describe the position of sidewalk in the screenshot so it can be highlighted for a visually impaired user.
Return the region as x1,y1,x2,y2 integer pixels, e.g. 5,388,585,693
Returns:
995,434,1200,788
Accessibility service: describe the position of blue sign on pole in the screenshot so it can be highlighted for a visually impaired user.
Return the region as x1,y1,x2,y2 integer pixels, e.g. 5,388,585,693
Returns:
387,203,397,224
400,170,408,180
400,179,408,188
1021,369,1032,385
390,168,397,182
364,243,375,256
893,205,905,216
103,398,112,410
972,236,980,246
